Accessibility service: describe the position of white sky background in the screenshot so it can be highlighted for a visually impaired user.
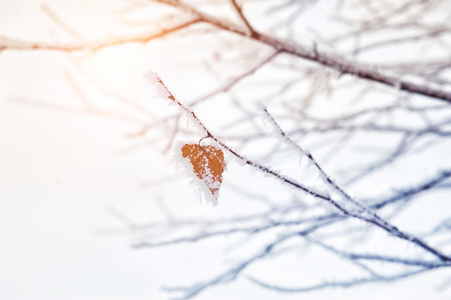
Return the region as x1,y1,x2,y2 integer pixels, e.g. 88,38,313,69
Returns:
1,0,451,299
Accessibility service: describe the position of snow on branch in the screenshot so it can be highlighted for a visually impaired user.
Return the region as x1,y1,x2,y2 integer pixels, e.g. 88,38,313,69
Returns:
152,0,451,104
146,71,451,264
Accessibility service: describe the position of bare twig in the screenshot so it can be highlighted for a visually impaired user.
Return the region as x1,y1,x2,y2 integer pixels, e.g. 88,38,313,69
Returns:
153,74,451,262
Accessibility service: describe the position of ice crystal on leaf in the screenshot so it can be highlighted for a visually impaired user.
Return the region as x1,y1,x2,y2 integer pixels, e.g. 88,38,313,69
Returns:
181,143,226,205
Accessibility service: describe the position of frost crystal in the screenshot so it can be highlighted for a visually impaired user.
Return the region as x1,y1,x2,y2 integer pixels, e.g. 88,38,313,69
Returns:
180,143,226,206
144,70,170,99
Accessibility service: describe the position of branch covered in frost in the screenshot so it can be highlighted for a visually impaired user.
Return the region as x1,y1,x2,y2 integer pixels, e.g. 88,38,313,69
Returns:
149,73,451,263
151,0,451,104
260,107,451,262
248,267,437,293
0,19,200,51
4,0,451,104
370,169,451,209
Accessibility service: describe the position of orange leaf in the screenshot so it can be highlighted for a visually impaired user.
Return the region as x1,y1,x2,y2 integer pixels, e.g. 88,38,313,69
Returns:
181,143,225,199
